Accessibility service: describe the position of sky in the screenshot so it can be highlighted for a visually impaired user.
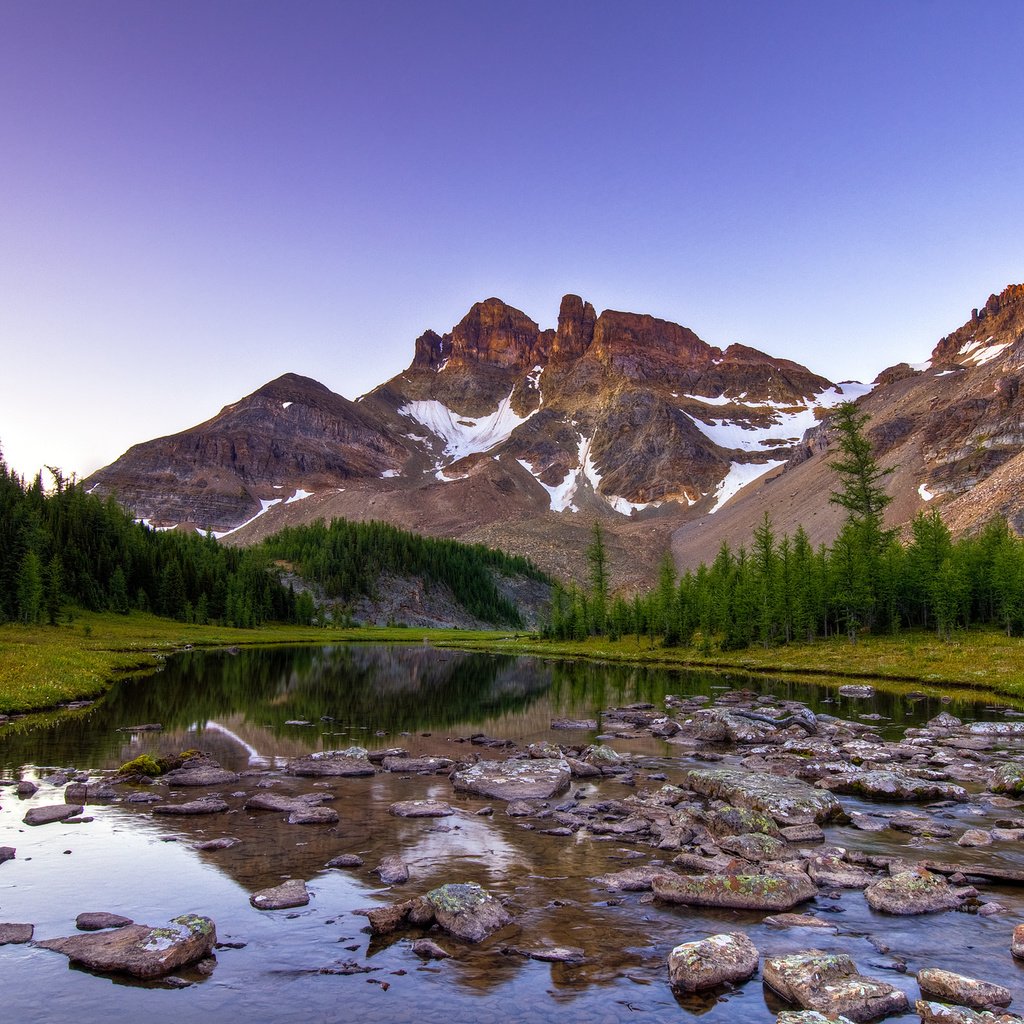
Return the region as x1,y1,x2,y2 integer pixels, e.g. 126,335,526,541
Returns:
2,0,1024,480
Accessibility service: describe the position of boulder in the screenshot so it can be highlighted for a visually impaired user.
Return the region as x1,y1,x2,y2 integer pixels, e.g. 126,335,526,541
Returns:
916,999,1019,1023
989,763,1024,795
652,873,817,911
0,923,33,944
719,833,786,862
76,912,133,931
288,752,375,778
35,914,216,978
451,758,571,801
667,931,759,991
287,805,339,825
1013,923,1024,959
381,756,453,773
244,793,326,813
592,866,676,892
864,869,962,915
162,766,239,787
249,879,309,910
916,968,1012,1009
763,950,908,1022
373,855,410,885
326,854,363,869
685,768,842,825
388,800,453,818
411,938,450,959
0,847,14,864
807,854,874,889
824,770,967,802
424,883,512,943
365,897,434,935
24,804,84,826
152,797,229,816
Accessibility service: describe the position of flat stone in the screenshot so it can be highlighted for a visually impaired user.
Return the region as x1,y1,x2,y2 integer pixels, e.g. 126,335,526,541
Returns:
64,783,117,803
195,837,240,850
244,792,321,813
864,869,961,915
777,1014,856,1024
957,829,993,847
288,752,375,778
780,823,825,843
35,914,216,978
652,872,817,911
389,800,453,818
373,855,410,884
287,805,339,825
76,913,133,931
685,767,842,825
24,804,84,826
591,866,676,892
807,854,874,889
551,718,598,730
668,931,759,992
916,999,1019,1024
917,968,1012,1009
162,767,240,787
0,847,14,863
382,756,453,773
824,770,968,802
0,923,34,944
424,882,512,943
452,758,571,802
764,914,837,930
250,879,309,910
763,949,908,1022
152,797,228,816
522,945,586,963
838,685,875,698
719,832,786,862
989,763,1024,795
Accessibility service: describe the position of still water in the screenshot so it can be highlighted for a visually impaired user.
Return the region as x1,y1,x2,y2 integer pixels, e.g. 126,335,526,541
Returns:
3,645,1024,1024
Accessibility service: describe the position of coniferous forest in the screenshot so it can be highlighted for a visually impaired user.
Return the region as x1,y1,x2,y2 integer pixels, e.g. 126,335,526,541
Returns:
547,404,1024,648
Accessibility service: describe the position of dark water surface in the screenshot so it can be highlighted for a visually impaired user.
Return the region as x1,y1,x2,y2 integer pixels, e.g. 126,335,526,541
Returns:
3,645,1024,1024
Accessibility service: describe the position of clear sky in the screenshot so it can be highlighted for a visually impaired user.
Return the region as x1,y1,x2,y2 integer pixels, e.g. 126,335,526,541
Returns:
2,0,1023,480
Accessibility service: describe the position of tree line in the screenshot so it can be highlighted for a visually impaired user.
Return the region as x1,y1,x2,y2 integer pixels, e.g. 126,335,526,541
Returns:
546,403,1024,647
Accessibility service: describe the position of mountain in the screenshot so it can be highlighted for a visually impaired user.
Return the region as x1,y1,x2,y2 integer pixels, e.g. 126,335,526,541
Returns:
87,285,1024,588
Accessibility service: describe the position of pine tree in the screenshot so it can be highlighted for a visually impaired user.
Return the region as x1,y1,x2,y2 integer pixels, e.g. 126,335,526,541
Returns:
586,522,609,635
16,550,44,624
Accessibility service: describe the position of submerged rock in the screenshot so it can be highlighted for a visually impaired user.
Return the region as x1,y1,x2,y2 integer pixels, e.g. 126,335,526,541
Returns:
250,879,309,910
763,949,908,1021
35,914,216,978
153,797,229,816
452,758,571,802
667,931,759,992
652,873,817,911
916,968,1012,1009
288,752,375,778
989,762,1024,795
424,883,512,943
326,854,363,869
592,866,675,892
864,869,962,915
685,768,842,825
287,805,339,825
0,847,14,864
411,938,450,959
389,800,453,818
382,756,453,774
824,770,968,803
24,803,84,826
162,766,239,787
373,855,410,885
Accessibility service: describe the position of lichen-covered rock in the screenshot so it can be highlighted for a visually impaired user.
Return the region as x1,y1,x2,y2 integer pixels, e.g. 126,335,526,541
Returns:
916,999,1019,1024
249,878,309,910
685,768,842,825
916,968,1012,1009
591,866,676,892
989,762,1024,795
652,872,817,911
153,796,229,816
381,756,453,773
957,829,993,847
864,869,962,915
718,832,785,862
1013,923,1024,959
776,1013,856,1024
451,758,571,801
35,914,216,978
667,931,759,991
288,752,375,777
388,800,453,818
807,854,874,889
763,949,909,1022
823,770,967,802
161,766,239,787
424,883,512,943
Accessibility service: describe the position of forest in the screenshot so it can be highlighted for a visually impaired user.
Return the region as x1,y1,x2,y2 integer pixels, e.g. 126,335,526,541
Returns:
547,404,1024,648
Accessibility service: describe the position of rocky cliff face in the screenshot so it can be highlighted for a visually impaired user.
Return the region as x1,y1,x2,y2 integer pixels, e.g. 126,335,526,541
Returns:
88,285,1024,587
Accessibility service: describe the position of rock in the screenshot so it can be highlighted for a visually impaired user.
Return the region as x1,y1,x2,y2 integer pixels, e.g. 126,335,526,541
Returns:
16,780,38,797
0,923,33,944
957,829,993,847
652,872,817,911
864,869,962,915
287,805,339,825
584,744,625,766
152,797,229,816
24,803,84,826
917,968,1012,1009
244,793,323,813
382,756,453,773
667,931,759,991
389,800,453,818
505,799,538,817
776,1013,856,1024
0,847,14,863
76,912,133,931
719,832,786,862
288,752,375,778
551,718,597,730
807,854,874,889
35,914,216,978
373,856,410,884
326,854,363,869
989,762,1024,794
424,883,512,943
928,712,963,729
838,685,875,698
249,879,309,910
521,945,586,963
764,913,836,930
366,898,432,934
412,938,450,959
64,782,117,803
194,837,240,851
1013,923,1024,959
685,767,842,825
915,999,1019,1023
824,770,968,802
763,950,908,1022
451,758,571,801
780,823,825,843
592,866,675,892
162,767,240,787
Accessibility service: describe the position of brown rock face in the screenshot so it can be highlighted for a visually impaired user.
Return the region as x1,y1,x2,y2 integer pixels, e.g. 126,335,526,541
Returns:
447,298,542,370
552,293,597,362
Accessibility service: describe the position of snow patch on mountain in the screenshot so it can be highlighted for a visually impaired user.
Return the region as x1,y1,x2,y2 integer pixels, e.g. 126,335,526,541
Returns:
708,460,786,513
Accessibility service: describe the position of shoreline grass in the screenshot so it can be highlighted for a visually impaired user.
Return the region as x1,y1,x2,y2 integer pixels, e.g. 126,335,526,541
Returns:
4,611,1024,716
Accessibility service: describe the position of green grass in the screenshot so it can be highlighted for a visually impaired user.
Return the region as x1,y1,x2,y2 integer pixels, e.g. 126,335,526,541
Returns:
5,611,1024,715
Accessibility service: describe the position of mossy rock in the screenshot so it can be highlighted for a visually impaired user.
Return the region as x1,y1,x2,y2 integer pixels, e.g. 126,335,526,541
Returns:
117,754,163,777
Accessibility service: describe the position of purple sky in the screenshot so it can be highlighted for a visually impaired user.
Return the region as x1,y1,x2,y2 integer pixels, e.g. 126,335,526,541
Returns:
3,1,1023,479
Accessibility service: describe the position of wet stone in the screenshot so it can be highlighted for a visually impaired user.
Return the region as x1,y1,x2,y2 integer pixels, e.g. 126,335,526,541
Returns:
667,931,759,992
763,949,909,1022
957,829,993,847
326,854,363,869
288,752,375,778
35,914,216,978
864,869,962,915
412,938,450,959
152,797,229,816
764,913,837,931
592,866,675,892
777,1013,856,1024
807,854,874,889
382,756,453,774
424,883,512,943
685,767,842,825
250,879,309,910
452,758,571,802
76,912,133,931
373,855,410,885
0,923,34,944
24,804,84,826
288,805,339,825
916,1000,1019,1024
162,767,240,787
521,945,586,963
194,837,240,851
652,872,817,911
16,780,38,797
824,770,968,802
0,847,14,864
988,762,1024,795
389,800,453,818
917,968,1012,1009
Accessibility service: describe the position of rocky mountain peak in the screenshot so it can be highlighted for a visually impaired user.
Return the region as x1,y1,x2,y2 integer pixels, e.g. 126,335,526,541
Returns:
446,297,542,370
930,282,1024,367
552,293,597,362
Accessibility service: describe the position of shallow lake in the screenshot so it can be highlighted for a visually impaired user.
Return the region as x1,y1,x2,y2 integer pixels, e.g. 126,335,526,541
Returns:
4,644,1024,1024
